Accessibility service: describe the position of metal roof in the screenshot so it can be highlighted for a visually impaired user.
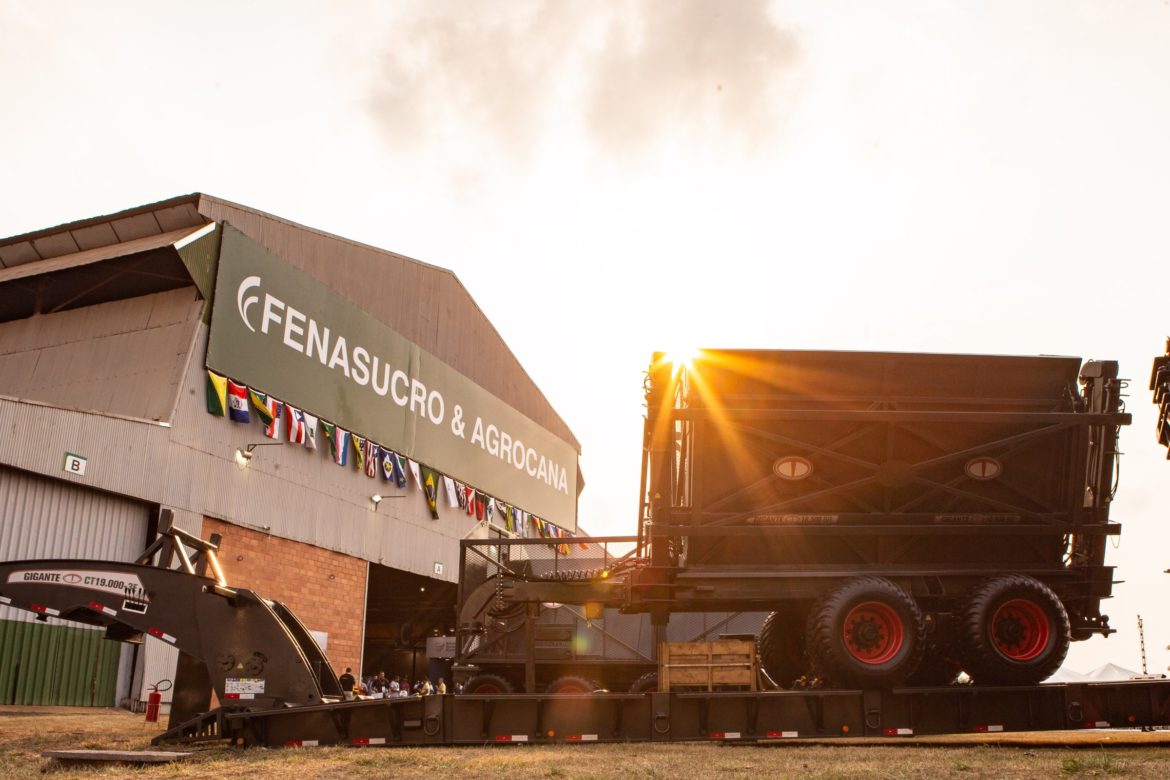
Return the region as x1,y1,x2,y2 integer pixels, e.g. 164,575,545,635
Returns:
0,194,579,452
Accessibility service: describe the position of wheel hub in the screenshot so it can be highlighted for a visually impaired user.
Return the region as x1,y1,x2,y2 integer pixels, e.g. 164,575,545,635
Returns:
841,600,905,665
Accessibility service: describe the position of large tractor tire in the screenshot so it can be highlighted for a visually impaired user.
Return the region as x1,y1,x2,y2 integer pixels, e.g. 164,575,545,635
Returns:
806,576,926,688
629,672,659,693
757,607,808,688
958,575,1071,686
546,675,596,694
462,673,515,695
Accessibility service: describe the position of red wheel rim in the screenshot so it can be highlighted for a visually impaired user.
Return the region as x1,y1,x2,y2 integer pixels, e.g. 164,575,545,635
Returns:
471,683,503,694
842,600,905,665
991,598,1051,661
552,682,590,694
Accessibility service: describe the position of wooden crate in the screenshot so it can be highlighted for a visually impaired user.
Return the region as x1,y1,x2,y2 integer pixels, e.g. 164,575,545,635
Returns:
659,640,758,692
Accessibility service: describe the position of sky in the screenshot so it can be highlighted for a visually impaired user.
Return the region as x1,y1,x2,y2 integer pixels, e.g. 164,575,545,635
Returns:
3,0,1169,676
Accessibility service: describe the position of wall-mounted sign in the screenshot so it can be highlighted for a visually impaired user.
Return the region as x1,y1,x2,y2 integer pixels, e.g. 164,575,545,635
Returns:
206,226,578,528
63,452,87,477
433,561,444,577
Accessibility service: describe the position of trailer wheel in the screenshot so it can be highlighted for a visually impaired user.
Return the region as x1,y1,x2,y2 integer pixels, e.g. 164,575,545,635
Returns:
757,607,808,688
547,675,596,694
806,577,926,688
958,575,1070,685
462,673,515,695
629,672,658,693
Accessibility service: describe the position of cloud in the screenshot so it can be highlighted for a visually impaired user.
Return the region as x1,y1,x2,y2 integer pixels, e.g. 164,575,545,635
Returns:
363,0,799,160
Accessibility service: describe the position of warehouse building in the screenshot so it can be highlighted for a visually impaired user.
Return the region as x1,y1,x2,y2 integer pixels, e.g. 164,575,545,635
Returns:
0,195,581,708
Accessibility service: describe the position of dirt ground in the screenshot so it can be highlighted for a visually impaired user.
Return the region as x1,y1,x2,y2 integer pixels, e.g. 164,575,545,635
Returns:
2,706,1169,779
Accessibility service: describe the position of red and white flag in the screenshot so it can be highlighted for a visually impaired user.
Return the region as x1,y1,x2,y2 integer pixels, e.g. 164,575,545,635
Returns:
285,405,306,444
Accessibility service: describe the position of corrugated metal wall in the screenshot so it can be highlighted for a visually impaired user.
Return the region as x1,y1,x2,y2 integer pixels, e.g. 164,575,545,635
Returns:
0,620,121,706
0,465,149,705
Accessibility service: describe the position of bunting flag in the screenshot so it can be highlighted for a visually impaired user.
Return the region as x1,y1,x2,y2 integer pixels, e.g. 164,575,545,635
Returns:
351,434,367,472
558,528,570,556
516,509,527,537
328,424,350,466
408,459,423,491
475,493,485,521
422,467,440,520
381,448,395,481
456,482,469,511
576,533,589,551
392,453,408,489
285,405,306,444
464,487,477,516
264,398,284,439
227,380,251,423
249,388,276,427
364,440,379,478
501,502,513,533
484,497,495,524
303,413,319,450
322,421,337,459
443,476,459,508
205,370,227,416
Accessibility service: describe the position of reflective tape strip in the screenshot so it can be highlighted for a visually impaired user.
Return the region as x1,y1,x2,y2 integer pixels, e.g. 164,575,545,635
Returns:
31,604,60,616
766,730,799,739
89,601,117,617
351,737,387,745
223,693,255,700
882,728,913,736
0,596,11,605
284,740,320,747
1083,721,1110,729
147,627,176,643
710,732,741,740
495,735,529,742
566,734,598,742
974,725,1004,733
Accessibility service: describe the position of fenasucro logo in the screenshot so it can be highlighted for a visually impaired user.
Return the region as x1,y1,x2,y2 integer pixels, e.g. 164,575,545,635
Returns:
237,275,262,332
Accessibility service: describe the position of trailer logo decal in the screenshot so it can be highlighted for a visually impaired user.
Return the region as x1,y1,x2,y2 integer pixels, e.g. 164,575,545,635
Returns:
6,569,148,600
774,456,813,480
964,457,1002,480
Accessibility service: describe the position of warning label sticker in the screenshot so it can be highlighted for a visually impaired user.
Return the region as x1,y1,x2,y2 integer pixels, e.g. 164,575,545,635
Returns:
5,569,148,600
225,678,266,695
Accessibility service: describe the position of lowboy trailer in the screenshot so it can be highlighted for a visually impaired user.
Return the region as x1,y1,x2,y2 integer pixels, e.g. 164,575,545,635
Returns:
1,515,1169,747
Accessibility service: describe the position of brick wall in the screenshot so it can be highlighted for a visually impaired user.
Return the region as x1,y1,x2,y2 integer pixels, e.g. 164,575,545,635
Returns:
201,517,366,677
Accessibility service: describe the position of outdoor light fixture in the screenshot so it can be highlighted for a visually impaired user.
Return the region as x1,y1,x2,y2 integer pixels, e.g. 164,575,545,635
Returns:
369,493,403,512
233,442,282,470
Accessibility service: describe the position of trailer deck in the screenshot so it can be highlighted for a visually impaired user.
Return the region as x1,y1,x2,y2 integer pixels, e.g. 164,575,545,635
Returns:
212,681,1170,748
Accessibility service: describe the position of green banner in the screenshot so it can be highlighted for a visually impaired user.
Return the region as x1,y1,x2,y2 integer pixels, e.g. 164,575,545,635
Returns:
206,226,578,528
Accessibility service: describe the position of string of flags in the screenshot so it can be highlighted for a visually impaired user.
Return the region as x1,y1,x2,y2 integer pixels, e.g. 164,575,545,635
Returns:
207,369,589,552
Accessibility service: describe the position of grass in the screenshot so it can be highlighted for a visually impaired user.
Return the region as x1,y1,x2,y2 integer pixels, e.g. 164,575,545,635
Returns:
2,707,1169,779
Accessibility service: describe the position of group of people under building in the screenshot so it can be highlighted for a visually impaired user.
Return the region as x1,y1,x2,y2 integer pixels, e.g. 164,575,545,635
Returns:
337,668,458,700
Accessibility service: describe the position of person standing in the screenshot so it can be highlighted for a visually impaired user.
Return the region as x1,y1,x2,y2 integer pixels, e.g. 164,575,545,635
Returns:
371,671,390,698
339,667,356,700
437,678,447,694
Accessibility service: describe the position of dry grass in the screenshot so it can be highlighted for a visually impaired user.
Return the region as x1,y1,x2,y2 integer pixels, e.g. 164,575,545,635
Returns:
2,706,1170,779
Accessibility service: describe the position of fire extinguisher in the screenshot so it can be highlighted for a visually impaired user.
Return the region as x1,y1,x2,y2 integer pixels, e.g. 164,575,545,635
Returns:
144,678,172,723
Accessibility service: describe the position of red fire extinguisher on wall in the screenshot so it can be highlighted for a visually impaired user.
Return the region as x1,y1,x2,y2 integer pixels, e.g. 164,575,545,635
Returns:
144,679,172,724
